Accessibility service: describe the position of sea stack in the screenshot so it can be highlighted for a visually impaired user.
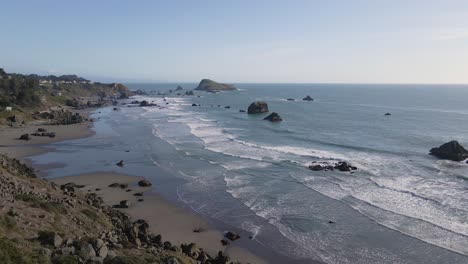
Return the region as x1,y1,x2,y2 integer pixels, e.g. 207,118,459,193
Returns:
194,79,236,92
430,141,468,161
263,112,282,122
247,101,269,114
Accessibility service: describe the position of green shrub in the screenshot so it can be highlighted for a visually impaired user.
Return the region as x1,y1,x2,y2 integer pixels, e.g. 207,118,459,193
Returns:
15,194,66,214
0,215,17,230
0,237,28,264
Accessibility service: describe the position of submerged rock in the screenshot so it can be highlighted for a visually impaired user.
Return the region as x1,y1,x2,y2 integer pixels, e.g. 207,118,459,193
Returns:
263,112,282,122
225,231,240,241
303,95,314,101
286,98,295,101
247,101,269,114
430,141,468,161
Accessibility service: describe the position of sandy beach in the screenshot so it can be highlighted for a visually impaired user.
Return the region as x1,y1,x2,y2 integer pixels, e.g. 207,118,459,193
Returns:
0,117,270,263
52,172,267,264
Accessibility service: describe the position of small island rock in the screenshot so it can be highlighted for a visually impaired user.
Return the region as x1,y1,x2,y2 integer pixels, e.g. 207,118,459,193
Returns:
247,101,269,114
430,140,468,161
263,112,282,122
194,79,236,92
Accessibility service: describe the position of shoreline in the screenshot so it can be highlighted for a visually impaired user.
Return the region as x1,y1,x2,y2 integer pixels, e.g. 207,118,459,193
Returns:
0,108,292,263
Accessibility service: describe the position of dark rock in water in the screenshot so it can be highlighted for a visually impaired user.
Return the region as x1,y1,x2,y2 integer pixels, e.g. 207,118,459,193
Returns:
384,113,391,116
286,98,295,101
430,141,468,161
263,112,282,122
192,103,198,107
247,101,269,114
108,183,120,188
225,231,240,241
239,110,246,113
194,79,236,92
185,90,194,96
137,198,144,202
220,239,230,246
308,161,357,172
334,161,357,172
37,128,47,132
139,100,156,107
224,106,231,109
19,133,30,140
134,192,143,196
113,107,119,111
309,164,325,171
138,180,152,187
116,160,124,167
328,220,336,224
303,95,314,101
176,85,183,91
120,183,128,189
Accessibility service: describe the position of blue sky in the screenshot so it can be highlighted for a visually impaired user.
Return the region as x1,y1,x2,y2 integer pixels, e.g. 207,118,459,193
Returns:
1,0,468,83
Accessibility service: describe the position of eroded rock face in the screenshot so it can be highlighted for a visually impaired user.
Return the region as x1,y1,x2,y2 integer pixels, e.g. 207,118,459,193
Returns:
430,140,468,161
263,112,282,122
247,101,269,114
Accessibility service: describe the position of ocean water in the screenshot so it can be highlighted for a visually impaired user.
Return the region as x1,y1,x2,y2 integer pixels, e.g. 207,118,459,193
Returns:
32,83,468,263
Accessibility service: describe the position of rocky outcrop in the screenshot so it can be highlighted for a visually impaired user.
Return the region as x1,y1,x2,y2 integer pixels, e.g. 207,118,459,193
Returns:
194,79,236,92
430,141,468,161
185,90,194,96
247,101,269,114
176,85,183,91
309,161,357,172
263,112,282,122
303,96,314,101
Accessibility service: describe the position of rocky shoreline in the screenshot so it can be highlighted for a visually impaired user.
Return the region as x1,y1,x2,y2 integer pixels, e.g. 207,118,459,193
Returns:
0,154,241,264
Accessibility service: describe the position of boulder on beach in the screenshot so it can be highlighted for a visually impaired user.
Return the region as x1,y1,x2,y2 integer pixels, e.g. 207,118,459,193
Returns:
19,133,30,140
194,79,236,92
303,96,314,101
247,101,269,114
138,180,152,187
225,231,240,241
263,112,282,122
430,140,468,161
